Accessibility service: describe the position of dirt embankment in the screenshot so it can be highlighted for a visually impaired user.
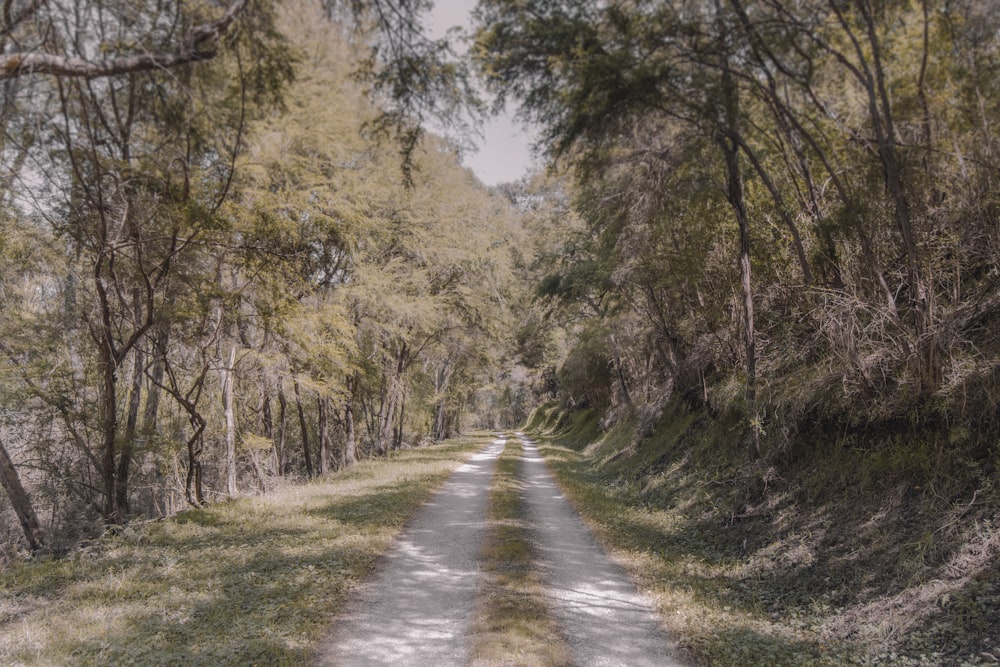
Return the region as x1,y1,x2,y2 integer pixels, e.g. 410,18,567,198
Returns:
529,404,1000,665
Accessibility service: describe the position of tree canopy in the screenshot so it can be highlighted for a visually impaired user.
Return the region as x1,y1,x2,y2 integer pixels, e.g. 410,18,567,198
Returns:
4,1,1000,586
474,0,1000,453
0,0,523,549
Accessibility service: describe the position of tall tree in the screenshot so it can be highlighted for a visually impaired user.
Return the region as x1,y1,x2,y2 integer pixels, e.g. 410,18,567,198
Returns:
475,0,766,425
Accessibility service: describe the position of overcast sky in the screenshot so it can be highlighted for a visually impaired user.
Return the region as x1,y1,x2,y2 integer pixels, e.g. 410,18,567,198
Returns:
425,0,537,186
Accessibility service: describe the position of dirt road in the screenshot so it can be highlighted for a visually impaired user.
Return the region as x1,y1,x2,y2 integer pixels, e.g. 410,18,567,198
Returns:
314,434,684,666
314,437,505,666
519,435,685,666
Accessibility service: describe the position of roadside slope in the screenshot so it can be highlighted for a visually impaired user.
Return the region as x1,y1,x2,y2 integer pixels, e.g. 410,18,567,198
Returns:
529,407,1000,666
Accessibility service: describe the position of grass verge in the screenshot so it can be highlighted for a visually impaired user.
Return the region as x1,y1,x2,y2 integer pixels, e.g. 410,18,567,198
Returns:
536,436,853,667
0,434,491,666
532,407,1000,666
471,436,571,667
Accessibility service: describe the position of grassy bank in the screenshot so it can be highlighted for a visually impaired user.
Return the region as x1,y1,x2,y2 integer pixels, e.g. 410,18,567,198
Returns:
0,434,490,666
528,406,999,666
471,436,570,667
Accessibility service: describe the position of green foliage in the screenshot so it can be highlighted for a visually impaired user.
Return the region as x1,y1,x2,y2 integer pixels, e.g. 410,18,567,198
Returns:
556,322,615,410
475,0,1000,501
0,0,529,548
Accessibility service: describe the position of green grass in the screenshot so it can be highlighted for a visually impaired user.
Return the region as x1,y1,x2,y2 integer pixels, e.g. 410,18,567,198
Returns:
471,436,571,667
0,434,491,666
534,438,851,666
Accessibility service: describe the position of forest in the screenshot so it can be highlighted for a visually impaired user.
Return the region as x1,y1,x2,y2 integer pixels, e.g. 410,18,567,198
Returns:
1,0,999,658
0,0,535,553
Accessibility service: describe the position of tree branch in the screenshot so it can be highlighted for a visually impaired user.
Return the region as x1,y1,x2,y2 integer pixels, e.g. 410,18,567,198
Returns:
0,0,250,81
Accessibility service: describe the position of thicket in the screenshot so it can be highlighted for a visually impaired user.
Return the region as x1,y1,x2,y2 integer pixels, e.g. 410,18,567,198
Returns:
476,0,1000,492
476,8,1000,656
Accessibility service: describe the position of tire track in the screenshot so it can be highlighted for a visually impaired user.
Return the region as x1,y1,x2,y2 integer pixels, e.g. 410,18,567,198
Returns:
314,433,685,666
314,437,505,666
518,434,686,666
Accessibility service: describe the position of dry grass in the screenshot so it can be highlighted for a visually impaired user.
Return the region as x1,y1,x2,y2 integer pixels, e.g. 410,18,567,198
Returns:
0,435,490,666
470,437,572,667
537,439,855,666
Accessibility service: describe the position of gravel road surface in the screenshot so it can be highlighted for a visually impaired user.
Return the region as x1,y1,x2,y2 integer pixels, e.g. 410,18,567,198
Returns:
519,435,685,666
314,436,505,666
314,434,685,666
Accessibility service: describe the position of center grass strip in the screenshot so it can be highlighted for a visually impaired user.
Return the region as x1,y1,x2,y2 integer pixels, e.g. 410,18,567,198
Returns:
470,436,572,667
0,434,491,667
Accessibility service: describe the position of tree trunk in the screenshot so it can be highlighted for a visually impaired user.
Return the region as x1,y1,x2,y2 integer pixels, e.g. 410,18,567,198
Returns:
317,395,330,475
117,344,144,516
732,153,758,447
0,440,46,550
222,346,237,497
294,380,314,477
718,46,759,456
867,18,933,384
184,416,207,508
343,373,358,466
377,343,408,453
143,326,168,434
260,385,273,439
610,334,631,405
98,341,121,523
161,354,211,509
274,383,288,475
834,0,935,387
720,118,756,404
394,388,406,450
432,401,447,442
375,382,394,455
432,361,453,441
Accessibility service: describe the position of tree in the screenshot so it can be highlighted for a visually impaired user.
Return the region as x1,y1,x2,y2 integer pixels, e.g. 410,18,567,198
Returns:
475,0,1000,468
0,0,519,546
475,0,766,432
0,440,46,551
0,0,292,523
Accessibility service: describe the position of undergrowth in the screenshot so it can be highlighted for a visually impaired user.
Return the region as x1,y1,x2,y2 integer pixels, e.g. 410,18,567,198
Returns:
0,434,490,666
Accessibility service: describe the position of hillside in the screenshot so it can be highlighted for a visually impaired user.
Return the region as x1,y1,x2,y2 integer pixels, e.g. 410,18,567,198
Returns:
525,405,999,665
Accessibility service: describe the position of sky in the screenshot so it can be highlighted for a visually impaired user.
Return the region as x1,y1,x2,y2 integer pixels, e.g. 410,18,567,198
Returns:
424,0,538,186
